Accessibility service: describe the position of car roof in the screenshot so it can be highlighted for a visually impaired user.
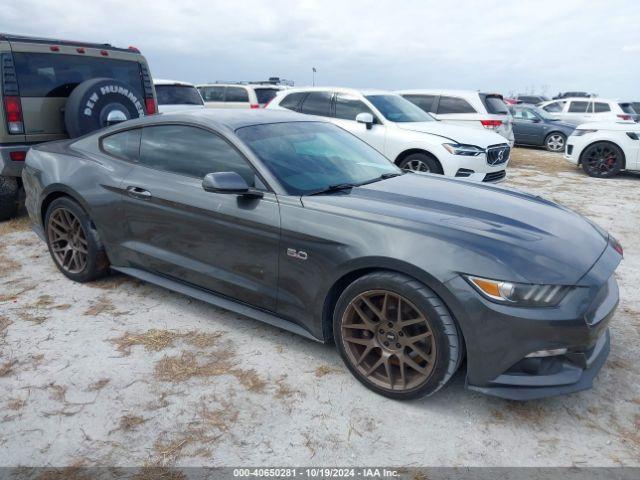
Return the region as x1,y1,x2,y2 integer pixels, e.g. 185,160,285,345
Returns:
0,32,141,54
114,109,322,132
196,83,283,89
277,86,394,96
396,89,487,97
154,79,196,87
542,97,621,103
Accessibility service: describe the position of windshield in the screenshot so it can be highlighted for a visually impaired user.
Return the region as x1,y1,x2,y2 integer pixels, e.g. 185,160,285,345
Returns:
235,122,400,195
365,94,435,123
155,85,204,105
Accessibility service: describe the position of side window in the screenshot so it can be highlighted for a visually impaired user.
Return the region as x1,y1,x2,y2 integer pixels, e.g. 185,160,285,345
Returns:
334,93,374,121
403,94,437,113
436,96,476,114
299,91,333,117
101,129,141,162
139,125,257,186
279,92,306,111
199,86,225,102
594,102,611,113
543,101,564,112
568,101,590,113
225,87,249,103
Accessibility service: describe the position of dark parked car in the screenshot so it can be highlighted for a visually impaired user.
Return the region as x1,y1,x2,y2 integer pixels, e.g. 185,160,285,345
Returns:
509,105,576,152
515,95,549,105
23,110,621,401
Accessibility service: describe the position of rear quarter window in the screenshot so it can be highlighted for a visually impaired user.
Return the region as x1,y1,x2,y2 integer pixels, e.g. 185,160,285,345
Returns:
402,94,437,113
101,129,141,162
13,52,143,98
279,92,307,111
619,103,635,114
482,95,509,114
437,96,476,114
568,101,590,113
199,86,225,101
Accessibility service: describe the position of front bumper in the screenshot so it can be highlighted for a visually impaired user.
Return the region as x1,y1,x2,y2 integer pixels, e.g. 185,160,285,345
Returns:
444,239,621,400
440,149,510,182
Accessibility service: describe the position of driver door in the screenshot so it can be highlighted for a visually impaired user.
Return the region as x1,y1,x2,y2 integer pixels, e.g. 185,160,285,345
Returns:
118,124,280,311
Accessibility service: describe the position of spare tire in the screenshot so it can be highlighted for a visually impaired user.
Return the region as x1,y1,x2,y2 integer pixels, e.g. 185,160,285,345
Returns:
64,78,146,138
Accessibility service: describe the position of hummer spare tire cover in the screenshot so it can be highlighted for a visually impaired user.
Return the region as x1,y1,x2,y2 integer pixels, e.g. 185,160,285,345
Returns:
65,78,145,138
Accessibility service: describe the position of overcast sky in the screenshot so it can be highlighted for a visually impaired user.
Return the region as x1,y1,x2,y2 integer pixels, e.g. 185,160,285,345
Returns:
3,0,639,98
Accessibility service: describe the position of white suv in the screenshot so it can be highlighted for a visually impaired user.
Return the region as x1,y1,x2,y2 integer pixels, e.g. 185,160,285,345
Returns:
564,121,640,178
154,79,204,113
397,89,515,147
538,98,637,125
197,84,284,109
267,87,510,182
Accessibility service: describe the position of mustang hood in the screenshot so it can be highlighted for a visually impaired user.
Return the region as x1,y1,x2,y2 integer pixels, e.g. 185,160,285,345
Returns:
302,174,609,285
395,121,507,147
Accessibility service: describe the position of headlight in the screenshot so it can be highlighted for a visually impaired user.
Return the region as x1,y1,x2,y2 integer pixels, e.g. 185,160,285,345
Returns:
442,143,484,156
570,129,598,137
465,275,571,307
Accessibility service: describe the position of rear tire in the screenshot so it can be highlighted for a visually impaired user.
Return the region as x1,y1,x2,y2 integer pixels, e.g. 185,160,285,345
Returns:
333,271,462,400
580,142,624,178
44,197,110,282
0,176,19,221
398,153,443,174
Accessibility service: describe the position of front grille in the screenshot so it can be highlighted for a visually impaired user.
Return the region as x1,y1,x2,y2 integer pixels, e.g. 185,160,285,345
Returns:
486,144,510,165
483,170,506,182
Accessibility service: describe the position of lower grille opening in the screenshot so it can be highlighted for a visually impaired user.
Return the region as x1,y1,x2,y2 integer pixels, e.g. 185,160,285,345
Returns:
566,145,574,155
455,168,474,177
483,170,506,182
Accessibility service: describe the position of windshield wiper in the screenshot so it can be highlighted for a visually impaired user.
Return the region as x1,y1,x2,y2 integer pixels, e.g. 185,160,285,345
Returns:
359,172,405,186
307,183,358,196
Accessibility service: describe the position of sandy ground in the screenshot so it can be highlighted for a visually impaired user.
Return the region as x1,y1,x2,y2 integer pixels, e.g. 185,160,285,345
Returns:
0,148,639,468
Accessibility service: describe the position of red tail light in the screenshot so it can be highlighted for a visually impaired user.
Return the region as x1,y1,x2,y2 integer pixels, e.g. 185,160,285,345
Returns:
250,103,260,109
128,46,141,53
49,45,60,52
4,96,24,134
145,98,158,115
617,114,632,121
9,151,27,162
100,50,109,56
480,119,503,128
76,47,85,54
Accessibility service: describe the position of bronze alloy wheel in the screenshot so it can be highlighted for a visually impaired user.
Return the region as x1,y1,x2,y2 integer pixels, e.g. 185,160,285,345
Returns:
340,289,437,391
46,207,89,274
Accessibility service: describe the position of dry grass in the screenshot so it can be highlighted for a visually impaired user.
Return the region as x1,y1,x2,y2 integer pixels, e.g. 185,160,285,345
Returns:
17,311,48,324
84,294,129,316
0,215,31,236
0,315,11,339
154,351,234,383
111,329,225,356
314,365,343,377
119,414,146,431
7,397,26,410
0,359,17,377
112,329,182,356
274,375,304,400
36,468,93,480
0,253,21,278
230,368,266,393
153,425,222,466
200,401,239,433
86,378,110,391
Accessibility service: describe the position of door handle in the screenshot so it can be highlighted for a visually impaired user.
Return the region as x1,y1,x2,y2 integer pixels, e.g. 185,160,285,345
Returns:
126,186,152,199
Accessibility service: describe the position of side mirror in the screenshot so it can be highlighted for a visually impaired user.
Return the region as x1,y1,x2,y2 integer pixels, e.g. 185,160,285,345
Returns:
203,172,249,194
356,112,375,130
531,117,541,123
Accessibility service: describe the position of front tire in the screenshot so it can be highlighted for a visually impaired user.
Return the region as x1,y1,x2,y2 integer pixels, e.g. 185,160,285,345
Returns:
333,271,462,400
0,176,19,221
45,197,110,282
580,142,624,178
544,132,566,152
398,153,442,174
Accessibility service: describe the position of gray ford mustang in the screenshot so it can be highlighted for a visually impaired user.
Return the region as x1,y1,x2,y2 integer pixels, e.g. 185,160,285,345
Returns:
22,109,622,401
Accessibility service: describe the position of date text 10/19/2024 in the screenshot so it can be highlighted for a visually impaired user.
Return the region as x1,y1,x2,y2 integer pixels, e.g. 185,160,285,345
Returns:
233,468,400,478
